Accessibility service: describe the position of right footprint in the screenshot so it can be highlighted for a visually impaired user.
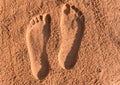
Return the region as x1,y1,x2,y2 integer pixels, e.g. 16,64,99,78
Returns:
58,4,85,69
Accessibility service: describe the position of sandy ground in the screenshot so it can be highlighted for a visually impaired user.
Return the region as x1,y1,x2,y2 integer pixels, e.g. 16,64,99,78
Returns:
0,0,120,85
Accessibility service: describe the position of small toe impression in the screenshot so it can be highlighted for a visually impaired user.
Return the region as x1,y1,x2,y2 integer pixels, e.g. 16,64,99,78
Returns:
71,5,82,16
64,4,70,15
71,5,79,12
30,19,35,25
39,15,43,21
45,14,51,23
35,17,39,23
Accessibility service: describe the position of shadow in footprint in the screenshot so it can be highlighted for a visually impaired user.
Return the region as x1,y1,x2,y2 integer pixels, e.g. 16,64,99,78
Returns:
64,6,85,69
37,14,51,80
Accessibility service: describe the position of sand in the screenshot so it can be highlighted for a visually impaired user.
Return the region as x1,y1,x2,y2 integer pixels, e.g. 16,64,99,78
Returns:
0,0,120,85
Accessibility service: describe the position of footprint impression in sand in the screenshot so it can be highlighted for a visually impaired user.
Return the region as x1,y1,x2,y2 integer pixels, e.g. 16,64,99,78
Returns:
26,14,51,79
58,4,85,69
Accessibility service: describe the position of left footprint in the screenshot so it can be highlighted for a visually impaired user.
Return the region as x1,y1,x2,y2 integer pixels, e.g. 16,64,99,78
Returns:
26,14,51,80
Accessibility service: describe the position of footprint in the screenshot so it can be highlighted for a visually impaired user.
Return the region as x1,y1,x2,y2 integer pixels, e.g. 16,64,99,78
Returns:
26,14,51,79
58,4,85,69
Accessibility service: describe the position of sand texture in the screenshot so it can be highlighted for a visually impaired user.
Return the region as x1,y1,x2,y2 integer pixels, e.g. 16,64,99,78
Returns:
0,0,120,85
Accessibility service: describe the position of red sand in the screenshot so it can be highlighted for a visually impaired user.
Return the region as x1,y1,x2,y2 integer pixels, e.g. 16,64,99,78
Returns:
0,0,120,85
